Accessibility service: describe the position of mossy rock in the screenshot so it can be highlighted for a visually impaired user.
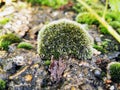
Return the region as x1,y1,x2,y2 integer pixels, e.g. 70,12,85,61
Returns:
107,62,120,83
0,33,21,50
37,19,93,59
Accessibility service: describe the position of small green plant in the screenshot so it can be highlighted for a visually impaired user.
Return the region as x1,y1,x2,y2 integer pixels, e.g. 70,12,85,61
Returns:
44,60,51,65
0,17,10,25
37,19,93,59
99,24,109,34
99,21,120,34
0,79,6,90
107,62,120,83
0,33,21,50
76,11,120,34
76,12,99,25
72,0,104,13
17,42,33,50
27,0,68,9
77,0,120,43
93,39,112,53
109,0,120,12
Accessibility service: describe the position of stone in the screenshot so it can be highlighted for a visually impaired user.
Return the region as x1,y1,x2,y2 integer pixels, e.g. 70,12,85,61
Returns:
24,74,33,82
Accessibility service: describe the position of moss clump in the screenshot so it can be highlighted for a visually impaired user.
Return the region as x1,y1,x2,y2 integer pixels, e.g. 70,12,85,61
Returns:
93,38,119,54
44,60,51,66
0,17,10,25
27,0,68,9
107,62,120,83
37,19,93,59
0,33,21,50
76,11,120,34
76,12,99,25
17,42,33,50
0,79,6,90
72,0,104,13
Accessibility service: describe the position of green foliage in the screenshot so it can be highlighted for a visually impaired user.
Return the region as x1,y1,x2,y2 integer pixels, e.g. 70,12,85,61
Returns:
109,0,120,12
108,62,120,83
93,39,111,53
93,44,105,53
0,79,6,90
72,0,104,13
27,0,68,9
0,17,10,25
44,60,51,65
17,42,33,50
109,21,120,29
38,19,93,59
99,24,109,34
0,41,11,51
76,11,120,34
76,11,119,24
72,3,87,13
109,21,120,34
118,28,120,34
77,0,120,43
0,33,21,50
76,12,99,25
104,12,120,22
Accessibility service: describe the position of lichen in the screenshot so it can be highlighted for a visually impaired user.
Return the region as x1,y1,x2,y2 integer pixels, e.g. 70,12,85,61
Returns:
37,19,93,59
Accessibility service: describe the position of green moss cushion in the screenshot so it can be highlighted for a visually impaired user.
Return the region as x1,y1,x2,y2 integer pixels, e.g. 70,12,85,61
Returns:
37,19,93,59
108,62,120,83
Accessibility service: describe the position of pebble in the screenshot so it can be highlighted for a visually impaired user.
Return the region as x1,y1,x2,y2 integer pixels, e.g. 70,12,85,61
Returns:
0,51,7,58
105,79,112,84
24,74,33,82
13,56,25,66
108,52,120,59
70,86,76,90
93,69,101,78
109,85,115,90
8,43,17,53
31,64,39,69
